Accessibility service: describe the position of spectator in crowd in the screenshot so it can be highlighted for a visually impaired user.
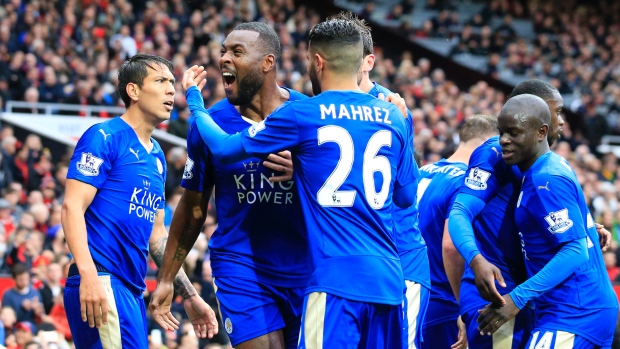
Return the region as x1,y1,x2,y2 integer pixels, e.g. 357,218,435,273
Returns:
2,264,43,324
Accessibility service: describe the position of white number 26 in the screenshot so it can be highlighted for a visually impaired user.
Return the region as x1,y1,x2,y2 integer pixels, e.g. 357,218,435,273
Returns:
317,126,392,209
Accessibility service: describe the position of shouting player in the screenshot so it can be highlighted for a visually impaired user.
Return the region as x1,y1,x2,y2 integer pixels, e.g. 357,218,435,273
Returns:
188,17,416,348
417,115,498,349
477,94,618,348
62,54,218,348
149,22,308,349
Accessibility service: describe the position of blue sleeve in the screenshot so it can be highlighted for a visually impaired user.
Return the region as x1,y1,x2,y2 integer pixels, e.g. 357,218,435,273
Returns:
448,193,486,265
67,124,115,189
509,238,588,309
187,86,248,164
239,104,300,157
394,181,416,208
181,121,215,193
530,175,587,245
459,142,509,204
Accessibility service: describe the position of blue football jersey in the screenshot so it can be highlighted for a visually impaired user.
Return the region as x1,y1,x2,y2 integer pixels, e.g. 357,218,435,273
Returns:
238,90,416,305
515,152,618,346
417,160,467,326
368,82,429,287
181,89,309,287
456,136,526,314
67,117,166,295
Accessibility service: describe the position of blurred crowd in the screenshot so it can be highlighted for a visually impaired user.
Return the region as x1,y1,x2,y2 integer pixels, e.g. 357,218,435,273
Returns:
377,0,620,141
1,0,620,348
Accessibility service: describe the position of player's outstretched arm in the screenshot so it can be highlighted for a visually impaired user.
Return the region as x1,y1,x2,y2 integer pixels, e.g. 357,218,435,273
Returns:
477,238,588,335
61,179,109,329
442,219,464,301
449,194,506,305
182,66,248,164
148,207,218,338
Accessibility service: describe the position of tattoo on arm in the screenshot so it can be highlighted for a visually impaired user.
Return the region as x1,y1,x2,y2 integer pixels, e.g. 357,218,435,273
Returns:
173,220,202,262
151,236,197,300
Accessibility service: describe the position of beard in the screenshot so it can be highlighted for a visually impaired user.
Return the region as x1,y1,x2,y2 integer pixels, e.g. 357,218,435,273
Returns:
228,67,264,105
309,64,321,96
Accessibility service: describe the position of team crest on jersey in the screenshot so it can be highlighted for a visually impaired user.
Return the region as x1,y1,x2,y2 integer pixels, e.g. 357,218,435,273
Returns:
248,120,265,137
464,167,491,190
544,208,573,234
224,318,233,334
156,158,163,174
183,158,194,179
76,152,103,176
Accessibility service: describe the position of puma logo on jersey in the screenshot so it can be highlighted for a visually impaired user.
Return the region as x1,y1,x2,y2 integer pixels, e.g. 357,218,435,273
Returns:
99,129,111,140
129,148,139,160
491,147,500,157
538,182,550,191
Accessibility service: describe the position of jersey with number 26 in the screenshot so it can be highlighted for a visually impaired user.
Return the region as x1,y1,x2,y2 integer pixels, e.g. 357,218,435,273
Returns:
239,90,416,305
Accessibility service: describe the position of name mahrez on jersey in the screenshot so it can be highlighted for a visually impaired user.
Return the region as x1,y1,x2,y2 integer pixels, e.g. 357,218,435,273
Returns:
234,172,294,205
320,104,391,124
128,186,162,222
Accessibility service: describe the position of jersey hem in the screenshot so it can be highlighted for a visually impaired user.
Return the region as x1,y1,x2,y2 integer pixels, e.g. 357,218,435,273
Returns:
305,286,403,306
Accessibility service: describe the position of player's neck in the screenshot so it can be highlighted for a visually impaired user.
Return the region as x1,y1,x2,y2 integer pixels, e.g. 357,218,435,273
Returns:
359,76,374,93
518,145,550,172
447,145,474,165
121,110,156,148
238,81,289,122
320,72,360,92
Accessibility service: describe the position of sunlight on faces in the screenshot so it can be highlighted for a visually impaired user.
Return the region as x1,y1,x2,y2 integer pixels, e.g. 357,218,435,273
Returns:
219,30,266,105
131,63,176,122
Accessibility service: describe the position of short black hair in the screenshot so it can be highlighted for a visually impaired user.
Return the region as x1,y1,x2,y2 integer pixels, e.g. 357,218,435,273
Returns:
459,114,498,142
330,11,373,56
309,18,363,75
233,22,282,60
509,79,558,102
117,54,174,108
11,263,28,278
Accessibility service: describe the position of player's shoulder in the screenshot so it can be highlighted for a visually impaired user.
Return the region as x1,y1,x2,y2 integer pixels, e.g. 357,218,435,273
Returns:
207,98,240,119
470,136,503,165
80,117,130,145
369,82,393,98
281,86,309,101
529,153,576,189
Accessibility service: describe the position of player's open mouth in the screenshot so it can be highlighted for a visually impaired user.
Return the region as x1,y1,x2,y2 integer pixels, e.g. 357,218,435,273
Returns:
222,72,236,89
502,150,513,159
163,101,174,111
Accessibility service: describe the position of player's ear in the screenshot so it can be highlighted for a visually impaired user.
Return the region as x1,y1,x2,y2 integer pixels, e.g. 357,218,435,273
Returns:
363,54,375,73
126,82,139,103
538,124,549,140
315,53,324,73
263,54,276,73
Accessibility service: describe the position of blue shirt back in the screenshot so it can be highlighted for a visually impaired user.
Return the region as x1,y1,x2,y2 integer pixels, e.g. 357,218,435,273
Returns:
418,159,467,325
67,117,166,295
456,136,526,313
239,90,416,305
516,152,618,345
182,89,309,287
368,82,429,287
